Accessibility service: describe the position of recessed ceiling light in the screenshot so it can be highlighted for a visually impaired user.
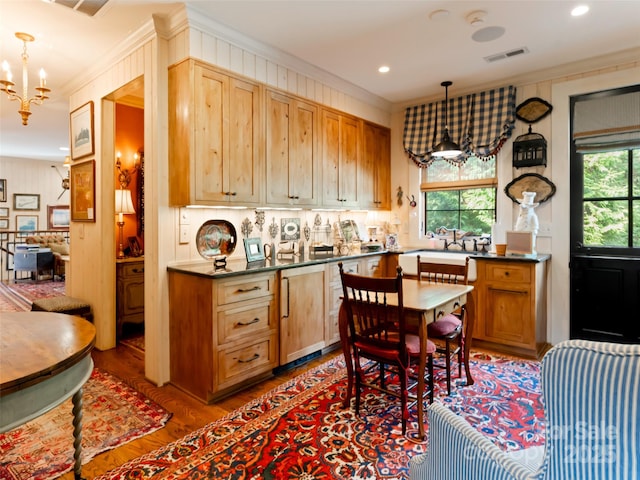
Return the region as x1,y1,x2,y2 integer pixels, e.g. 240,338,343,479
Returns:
378,65,390,74
571,5,589,16
472,26,506,43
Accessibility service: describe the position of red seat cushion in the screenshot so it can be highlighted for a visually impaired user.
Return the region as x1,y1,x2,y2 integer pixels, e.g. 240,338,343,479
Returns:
406,334,436,355
427,314,462,337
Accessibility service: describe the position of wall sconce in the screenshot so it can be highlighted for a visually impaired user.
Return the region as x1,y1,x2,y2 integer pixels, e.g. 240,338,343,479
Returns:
116,151,139,188
115,189,136,259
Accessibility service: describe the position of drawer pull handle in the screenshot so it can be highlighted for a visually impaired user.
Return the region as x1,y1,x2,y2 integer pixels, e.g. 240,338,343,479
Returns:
238,318,260,326
436,310,445,319
453,301,460,310
238,353,260,363
132,268,144,274
237,286,261,293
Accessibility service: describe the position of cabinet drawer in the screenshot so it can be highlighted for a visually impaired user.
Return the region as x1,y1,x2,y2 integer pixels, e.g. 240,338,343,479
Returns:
484,264,530,283
217,274,274,305
217,335,278,388
432,294,467,322
218,301,275,344
363,256,384,277
329,260,359,283
118,262,144,277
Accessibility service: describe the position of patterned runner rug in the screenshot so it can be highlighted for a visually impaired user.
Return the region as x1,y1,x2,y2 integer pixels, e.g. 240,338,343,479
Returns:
0,369,172,480
0,280,65,312
97,352,543,480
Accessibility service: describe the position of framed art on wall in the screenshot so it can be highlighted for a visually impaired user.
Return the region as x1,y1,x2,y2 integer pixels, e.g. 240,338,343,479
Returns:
0,219,8,229
70,101,94,160
0,179,6,202
48,205,70,230
16,215,38,231
0,207,8,217
70,160,95,222
13,193,40,211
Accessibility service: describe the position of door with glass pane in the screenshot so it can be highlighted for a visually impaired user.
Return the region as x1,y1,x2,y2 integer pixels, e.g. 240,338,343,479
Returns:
569,85,640,343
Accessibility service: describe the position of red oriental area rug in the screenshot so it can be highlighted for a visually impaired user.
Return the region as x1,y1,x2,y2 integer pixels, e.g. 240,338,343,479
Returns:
97,352,543,480
0,280,65,312
0,369,172,480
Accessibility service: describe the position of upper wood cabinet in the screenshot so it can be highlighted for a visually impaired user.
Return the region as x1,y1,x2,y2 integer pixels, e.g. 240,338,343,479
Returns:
361,121,391,210
321,109,361,208
265,89,320,207
169,59,263,206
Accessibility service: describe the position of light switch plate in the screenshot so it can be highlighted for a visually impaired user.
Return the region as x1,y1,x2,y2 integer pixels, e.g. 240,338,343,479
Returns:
179,208,190,225
179,225,189,244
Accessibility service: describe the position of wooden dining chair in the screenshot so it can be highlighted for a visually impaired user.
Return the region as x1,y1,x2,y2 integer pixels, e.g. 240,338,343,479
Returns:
339,263,435,436
417,255,470,395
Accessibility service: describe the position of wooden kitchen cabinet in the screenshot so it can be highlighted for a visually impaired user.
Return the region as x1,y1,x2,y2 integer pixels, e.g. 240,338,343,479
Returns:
280,264,326,364
321,109,361,208
473,256,550,359
169,271,278,403
266,89,320,207
116,258,144,339
168,59,263,207
360,121,391,210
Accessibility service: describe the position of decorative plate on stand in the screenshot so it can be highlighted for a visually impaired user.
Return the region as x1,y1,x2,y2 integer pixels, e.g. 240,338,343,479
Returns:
196,220,237,259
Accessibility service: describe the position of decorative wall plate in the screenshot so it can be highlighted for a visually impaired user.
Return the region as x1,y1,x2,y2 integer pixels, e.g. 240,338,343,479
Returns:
196,220,237,259
515,97,553,124
504,173,557,204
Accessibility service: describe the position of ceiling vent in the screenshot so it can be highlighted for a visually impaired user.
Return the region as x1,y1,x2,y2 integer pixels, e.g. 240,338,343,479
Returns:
52,0,110,17
484,47,530,63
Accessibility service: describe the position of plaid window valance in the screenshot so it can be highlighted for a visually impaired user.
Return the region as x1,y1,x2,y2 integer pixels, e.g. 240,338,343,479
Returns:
404,85,517,167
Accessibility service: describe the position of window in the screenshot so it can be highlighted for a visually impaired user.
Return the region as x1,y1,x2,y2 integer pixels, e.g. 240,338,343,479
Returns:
582,148,640,247
422,156,496,235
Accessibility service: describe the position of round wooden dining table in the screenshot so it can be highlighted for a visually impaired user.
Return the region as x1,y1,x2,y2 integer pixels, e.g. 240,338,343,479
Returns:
0,311,96,480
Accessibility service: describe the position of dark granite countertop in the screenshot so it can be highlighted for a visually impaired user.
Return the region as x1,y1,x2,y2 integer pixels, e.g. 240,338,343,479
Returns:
167,250,389,279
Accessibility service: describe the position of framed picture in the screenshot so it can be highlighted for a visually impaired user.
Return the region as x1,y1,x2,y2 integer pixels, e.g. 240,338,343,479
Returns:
385,233,398,251
0,207,8,217
13,193,40,211
70,160,95,222
70,101,94,160
128,236,142,257
16,215,38,231
244,237,265,263
0,179,6,202
48,205,70,230
281,218,300,241
0,219,8,229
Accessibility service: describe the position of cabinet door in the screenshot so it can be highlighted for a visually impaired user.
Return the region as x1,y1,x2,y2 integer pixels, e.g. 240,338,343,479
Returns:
361,122,391,209
228,76,262,204
483,284,535,349
321,109,360,207
280,264,326,364
194,65,227,203
193,66,261,205
266,91,319,206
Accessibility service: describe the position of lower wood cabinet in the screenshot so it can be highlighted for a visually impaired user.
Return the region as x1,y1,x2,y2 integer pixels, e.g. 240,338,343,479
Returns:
473,256,550,359
169,271,278,403
116,259,144,339
279,264,326,364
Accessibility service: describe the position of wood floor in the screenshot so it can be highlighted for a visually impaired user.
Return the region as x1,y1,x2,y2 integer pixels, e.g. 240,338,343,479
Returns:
61,342,341,479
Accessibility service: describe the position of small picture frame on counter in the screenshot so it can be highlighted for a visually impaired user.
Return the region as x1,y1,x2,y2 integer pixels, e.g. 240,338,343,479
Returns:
244,237,265,263
385,233,399,252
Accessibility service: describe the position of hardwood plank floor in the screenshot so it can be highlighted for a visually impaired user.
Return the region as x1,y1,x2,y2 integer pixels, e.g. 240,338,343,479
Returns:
61,343,341,479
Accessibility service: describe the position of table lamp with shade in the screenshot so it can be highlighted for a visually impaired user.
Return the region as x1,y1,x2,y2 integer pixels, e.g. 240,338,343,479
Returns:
115,189,135,259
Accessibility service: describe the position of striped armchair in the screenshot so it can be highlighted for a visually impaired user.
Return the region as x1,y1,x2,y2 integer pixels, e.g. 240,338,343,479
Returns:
409,340,640,480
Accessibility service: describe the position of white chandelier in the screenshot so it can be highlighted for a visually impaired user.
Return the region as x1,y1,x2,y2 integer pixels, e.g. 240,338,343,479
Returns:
1,32,50,126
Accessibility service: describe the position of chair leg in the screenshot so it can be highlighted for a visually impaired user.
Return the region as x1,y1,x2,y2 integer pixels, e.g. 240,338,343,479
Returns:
400,366,408,435
445,339,452,395
428,355,434,404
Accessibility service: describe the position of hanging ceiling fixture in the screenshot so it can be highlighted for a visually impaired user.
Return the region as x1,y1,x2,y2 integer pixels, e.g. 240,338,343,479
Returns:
0,32,51,126
432,81,462,159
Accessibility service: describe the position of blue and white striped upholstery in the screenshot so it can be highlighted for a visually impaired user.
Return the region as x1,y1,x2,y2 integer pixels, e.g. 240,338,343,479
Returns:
409,340,640,480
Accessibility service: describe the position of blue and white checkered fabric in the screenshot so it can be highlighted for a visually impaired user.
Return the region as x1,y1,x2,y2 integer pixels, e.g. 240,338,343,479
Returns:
403,85,516,167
